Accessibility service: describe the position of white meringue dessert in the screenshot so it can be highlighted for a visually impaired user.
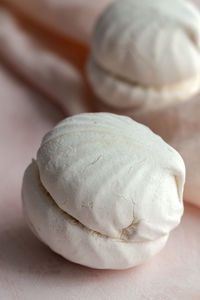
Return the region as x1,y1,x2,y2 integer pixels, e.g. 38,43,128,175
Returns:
87,0,200,112
22,113,185,269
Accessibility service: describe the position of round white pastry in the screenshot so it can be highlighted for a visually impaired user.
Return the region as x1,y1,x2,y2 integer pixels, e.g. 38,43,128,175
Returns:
22,113,185,269
87,0,200,111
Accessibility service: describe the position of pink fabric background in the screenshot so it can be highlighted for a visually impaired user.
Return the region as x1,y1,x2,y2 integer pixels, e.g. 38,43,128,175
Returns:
0,1,200,299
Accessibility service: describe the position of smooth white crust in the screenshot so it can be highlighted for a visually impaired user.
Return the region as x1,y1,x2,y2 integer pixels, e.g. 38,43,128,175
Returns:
23,113,185,269
87,0,200,109
87,57,200,109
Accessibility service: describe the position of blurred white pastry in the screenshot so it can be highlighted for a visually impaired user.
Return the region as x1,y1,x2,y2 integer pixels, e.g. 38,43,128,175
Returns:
22,113,185,269
87,0,200,112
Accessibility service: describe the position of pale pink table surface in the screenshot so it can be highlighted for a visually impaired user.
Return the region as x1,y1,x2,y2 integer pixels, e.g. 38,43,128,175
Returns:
1,0,200,299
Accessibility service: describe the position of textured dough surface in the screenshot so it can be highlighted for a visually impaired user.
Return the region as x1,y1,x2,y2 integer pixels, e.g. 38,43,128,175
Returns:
22,161,169,269
87,0,200,109
23,113,185,269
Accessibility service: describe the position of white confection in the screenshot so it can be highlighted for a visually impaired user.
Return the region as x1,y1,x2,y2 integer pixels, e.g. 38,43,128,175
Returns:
87,0,200,110
22,113,185,269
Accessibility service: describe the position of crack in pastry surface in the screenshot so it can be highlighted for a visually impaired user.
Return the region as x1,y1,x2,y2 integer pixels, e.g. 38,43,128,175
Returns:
34,161,167,244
